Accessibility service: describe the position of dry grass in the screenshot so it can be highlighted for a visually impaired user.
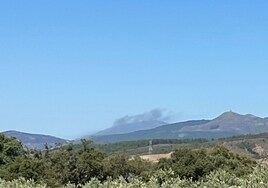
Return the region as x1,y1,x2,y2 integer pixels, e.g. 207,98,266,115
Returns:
139,152,172,162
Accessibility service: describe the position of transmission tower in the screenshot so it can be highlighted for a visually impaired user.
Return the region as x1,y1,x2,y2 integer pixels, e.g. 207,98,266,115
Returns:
149,140,153,154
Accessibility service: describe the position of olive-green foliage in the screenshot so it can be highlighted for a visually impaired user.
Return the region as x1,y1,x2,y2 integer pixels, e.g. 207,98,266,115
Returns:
0,178,47,188
158,148,214,180
1,166,268,187
158,145,256,181
0,134,28,180
210,145,256,176
42,139,105,187
0,134,25,165
4,156,45,181
75,140,104,184
0,135,106,187
104,155,153,180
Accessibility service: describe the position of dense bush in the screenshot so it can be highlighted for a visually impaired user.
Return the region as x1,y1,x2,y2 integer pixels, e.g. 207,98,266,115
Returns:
103,155,153,180
158,145,256,180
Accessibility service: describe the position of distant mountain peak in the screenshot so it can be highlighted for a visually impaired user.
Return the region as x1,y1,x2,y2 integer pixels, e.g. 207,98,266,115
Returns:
215,111,260,121
216,111,242,119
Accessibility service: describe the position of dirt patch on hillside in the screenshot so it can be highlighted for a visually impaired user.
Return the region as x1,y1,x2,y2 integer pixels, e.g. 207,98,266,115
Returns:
253,144,268,157
140,152,172,162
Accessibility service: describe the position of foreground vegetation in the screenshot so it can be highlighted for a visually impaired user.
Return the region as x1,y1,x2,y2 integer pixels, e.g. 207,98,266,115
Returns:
0,133,267,187
1,166,268,188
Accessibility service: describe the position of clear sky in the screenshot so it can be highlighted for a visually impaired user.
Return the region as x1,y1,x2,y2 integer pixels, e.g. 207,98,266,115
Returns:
1,1,268,139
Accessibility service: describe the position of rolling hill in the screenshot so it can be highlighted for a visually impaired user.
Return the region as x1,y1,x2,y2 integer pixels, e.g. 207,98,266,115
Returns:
90,120,210,143
95,120,167,135
2,131,69,150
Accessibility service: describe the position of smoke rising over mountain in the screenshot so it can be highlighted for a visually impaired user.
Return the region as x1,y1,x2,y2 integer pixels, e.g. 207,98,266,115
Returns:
113,109,170,127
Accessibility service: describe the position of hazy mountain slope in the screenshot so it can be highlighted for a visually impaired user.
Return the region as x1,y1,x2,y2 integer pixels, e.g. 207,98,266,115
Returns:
4,111,268,147
95,120,167,135
181,111,268,134
90,120,210,143
90,111,268,143
2,131,69,150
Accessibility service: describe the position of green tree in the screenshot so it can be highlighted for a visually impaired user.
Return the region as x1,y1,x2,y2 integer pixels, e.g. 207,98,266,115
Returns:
158,148,214,180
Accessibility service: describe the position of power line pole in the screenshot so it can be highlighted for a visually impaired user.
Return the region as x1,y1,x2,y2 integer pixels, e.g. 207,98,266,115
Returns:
149,140,153,154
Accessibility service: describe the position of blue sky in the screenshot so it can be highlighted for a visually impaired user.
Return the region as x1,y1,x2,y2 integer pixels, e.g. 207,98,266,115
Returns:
1,1,268,139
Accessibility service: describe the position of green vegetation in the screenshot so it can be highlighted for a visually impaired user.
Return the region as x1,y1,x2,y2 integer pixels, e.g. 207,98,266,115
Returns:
1,166,268,188
0,133,267,187
94,138,209,155
91,133,268,158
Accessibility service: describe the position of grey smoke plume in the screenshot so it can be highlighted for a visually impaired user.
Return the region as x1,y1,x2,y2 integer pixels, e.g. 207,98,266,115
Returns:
113,108,170,127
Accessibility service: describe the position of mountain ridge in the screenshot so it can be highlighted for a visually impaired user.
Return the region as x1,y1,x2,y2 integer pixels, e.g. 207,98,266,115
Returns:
181,111,268,134
2,130,69,150
90,120,210,143
95,120,167,136
90,111,268,143
3,111,268,146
